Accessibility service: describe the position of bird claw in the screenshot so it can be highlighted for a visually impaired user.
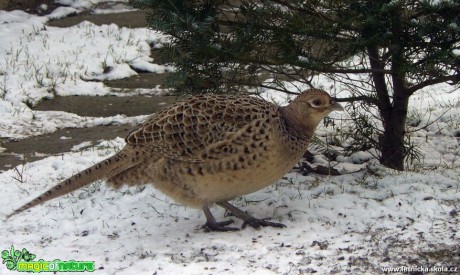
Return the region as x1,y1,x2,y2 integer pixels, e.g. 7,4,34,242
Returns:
202,219,239,232
242,218,287,229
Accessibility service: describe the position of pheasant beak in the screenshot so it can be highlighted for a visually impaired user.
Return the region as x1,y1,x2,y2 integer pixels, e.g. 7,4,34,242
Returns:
330,99,344,112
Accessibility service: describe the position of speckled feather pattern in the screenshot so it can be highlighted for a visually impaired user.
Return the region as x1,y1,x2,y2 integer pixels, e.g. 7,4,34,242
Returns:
7,89,339,218
107,91,329,207
107,94,305,206
125,94,278,162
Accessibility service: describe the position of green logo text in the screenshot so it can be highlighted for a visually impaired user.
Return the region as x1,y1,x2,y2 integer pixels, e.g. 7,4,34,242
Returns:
2,245,94,273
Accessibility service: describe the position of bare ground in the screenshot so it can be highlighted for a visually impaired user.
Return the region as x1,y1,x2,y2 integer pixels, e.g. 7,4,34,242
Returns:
34,95,177,117
47,10,149,28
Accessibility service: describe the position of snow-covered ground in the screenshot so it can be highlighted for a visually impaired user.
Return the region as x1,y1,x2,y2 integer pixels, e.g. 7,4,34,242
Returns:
0,4,172,138
1,1,459,274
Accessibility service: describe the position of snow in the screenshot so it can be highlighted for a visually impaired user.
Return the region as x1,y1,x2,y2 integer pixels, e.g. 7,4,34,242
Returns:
1,1,460,275
1,138,459,273
46,6,79,19
0,98,148,138
0,8,171,139
71,141,93,151
55,0,129,10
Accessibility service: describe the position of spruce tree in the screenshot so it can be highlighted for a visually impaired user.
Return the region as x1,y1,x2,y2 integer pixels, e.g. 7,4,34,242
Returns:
131,0,460,170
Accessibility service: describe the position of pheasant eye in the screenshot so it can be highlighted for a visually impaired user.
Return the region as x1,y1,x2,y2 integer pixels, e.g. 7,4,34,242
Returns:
311,99,322,107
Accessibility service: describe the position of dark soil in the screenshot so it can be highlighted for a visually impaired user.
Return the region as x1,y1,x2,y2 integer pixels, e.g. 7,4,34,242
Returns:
47,10,149,29
104,72,171,89
34,95,177,117
1,125,133,171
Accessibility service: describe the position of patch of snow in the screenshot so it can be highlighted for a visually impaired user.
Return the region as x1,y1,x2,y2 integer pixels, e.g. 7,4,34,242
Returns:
71,141,93,151
46,6,79,20
84,63,138,81
56,0,128,10
0,10,169,139
1,138,459,274
341,150,375,164
92,6,135,15
129,59,175,73
53,80,110,97
109,87,173,96
55,0,136,15
0,101,148,138
0,14,167,100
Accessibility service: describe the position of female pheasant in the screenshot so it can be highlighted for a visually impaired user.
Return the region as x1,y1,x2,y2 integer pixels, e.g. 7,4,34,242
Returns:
6,89,343,231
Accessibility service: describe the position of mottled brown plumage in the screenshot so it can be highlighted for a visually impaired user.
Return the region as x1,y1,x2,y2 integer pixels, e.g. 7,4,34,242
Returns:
6,89,343,231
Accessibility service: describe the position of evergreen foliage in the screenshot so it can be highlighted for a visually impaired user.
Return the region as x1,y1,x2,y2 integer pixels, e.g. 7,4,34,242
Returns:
131,0,460,170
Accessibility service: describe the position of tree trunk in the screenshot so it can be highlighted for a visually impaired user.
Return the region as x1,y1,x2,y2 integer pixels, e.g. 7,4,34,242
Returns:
380,113,406,171
379,82,410,171
367,44,409,171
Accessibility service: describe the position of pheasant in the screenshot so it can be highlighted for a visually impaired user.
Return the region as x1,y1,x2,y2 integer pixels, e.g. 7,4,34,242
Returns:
6,89,343,231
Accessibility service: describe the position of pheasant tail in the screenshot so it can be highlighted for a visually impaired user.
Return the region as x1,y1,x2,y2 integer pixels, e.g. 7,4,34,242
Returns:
5,149,139,220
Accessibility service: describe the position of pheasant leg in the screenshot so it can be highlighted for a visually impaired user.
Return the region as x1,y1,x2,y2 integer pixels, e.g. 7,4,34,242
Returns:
217,201,286,229
202,205,239,232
